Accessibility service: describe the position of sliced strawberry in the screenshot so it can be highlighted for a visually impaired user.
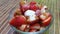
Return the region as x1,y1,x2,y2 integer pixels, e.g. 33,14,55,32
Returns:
39,14,47,21
10,15,26,27
18,24,27,31
35,10,41,16
30,23,40,29
39,12,51,21
29,29,37,32
29,5,38,11
29,1,38,11
42,16,52,26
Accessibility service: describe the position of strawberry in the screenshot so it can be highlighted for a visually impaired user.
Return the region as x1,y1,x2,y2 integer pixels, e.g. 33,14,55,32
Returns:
42,16,52,26
24,25,30,32
29,5,38,11
17,24,27,31
29,29,37,32
29,1,38,11
39,12,51,21
24,28,30,32
10,15,26,27
30,1,36,5
35,10,41,16
30,23,40,29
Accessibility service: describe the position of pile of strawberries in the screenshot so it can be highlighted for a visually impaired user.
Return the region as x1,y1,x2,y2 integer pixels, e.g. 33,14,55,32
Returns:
10,1,52,32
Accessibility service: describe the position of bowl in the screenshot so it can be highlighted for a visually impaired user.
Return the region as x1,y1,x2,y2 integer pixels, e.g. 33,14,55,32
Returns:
10,11,53,34
9,0,54,34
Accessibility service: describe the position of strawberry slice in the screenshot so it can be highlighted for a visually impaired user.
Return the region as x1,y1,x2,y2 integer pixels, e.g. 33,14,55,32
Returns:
30,23,40,29
10,15,26,27
29,1,38,11
29,29,37,32
39,12,51,21
29,5,38,11
17,24,27,31
35,10,41,16
42,16,52,26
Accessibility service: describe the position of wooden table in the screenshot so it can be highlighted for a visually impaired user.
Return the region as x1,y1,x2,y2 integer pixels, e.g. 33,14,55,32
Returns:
0,0,60,34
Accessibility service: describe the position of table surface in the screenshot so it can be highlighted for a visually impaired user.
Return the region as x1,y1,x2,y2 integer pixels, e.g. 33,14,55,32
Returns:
0,0,60,34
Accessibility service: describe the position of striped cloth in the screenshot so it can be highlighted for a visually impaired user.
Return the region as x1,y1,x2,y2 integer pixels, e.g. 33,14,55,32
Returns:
0,0,60,34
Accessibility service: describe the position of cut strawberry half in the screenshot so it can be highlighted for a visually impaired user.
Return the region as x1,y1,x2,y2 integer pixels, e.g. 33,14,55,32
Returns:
17,24,27,31
42,16,52,26
35,10,41,16
39,12,51,21
29,29,37,32
30,23,40,29
29,5,38,11
29,1,38,11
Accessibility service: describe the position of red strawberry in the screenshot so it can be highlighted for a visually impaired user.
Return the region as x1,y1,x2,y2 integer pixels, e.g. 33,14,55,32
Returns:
30,1,36,5
17,24,27,31
10,15,26,27
29,5,38,11
29,29,37,32
42,16,52,26
30,23,40,29
35,10,41,16
39,12,51,21
29,1,38,11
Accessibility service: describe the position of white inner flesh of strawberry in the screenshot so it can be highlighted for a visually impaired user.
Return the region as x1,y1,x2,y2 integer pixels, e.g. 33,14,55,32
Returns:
24,10,36,21
43,16,51,23
20,24,27,31
40,14,46,20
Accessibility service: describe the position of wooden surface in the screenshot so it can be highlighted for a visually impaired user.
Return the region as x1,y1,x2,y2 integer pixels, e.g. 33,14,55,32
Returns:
0,0,60,34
